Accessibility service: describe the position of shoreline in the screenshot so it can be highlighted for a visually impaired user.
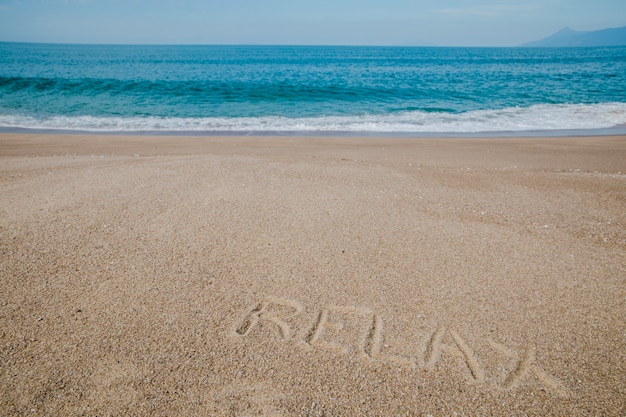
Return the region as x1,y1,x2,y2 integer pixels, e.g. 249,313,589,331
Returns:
2,125,626,138
1,133,625,415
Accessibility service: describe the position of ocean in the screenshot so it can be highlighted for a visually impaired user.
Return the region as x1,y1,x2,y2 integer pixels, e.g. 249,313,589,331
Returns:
1,43,625,136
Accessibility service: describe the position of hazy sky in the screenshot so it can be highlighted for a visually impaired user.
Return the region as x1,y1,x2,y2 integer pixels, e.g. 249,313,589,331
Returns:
0,0,625,46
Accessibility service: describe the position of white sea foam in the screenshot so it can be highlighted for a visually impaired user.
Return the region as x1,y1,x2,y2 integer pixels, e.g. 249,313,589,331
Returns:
1,103,625,134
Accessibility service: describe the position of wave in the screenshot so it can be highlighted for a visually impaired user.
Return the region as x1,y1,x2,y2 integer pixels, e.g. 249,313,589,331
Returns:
1,103,625,134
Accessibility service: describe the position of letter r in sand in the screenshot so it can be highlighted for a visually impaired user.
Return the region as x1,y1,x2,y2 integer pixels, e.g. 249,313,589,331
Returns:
235,297,304,340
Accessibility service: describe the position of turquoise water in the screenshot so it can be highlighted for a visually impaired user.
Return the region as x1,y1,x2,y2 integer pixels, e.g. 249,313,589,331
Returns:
1,43,625,134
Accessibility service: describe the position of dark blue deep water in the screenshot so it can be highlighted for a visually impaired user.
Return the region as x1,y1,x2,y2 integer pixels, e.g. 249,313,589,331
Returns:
1,43,625,134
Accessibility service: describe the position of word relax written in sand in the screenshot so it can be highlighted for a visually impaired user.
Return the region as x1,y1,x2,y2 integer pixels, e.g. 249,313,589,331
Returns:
233,297,570,398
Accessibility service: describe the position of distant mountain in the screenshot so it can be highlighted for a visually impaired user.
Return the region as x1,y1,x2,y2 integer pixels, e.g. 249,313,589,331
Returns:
521,26,626,47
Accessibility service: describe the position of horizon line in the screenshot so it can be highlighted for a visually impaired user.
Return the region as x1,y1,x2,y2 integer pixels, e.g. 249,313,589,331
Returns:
1,40,605,48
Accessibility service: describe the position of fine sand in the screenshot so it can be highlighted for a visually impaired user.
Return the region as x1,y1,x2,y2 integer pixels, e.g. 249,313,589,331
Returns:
1,133,625,416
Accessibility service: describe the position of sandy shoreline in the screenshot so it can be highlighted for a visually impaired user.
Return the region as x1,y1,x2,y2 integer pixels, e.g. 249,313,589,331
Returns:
1,133,625,415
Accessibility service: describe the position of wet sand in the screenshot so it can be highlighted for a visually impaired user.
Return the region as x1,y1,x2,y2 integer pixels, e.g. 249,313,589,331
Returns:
1,133,625,415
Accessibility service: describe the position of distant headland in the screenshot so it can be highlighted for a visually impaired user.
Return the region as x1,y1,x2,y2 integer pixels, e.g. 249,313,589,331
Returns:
520,25,626,47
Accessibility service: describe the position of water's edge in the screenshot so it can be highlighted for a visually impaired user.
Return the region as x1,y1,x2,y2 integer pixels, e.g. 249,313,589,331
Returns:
3,125,626,138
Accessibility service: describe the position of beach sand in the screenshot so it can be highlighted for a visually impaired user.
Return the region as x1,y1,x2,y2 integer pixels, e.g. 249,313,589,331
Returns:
1,133,625,416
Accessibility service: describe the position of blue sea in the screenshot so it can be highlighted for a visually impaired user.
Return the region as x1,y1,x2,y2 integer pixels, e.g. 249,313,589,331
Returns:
1,43,625,135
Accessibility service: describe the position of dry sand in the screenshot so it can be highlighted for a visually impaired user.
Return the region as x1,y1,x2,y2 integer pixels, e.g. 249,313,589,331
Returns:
1,133,625,416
